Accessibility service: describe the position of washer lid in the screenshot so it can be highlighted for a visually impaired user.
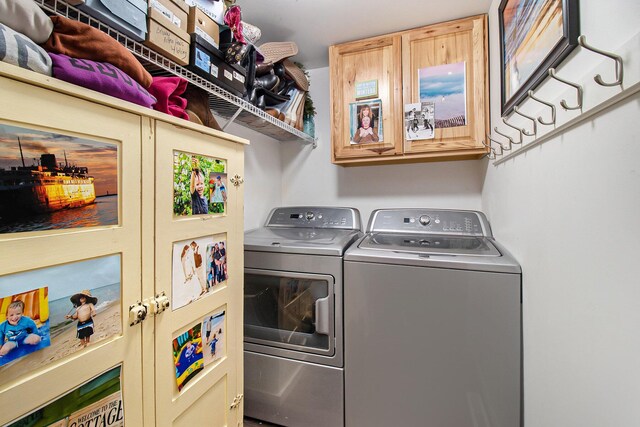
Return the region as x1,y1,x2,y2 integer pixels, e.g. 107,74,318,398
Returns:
245,227,362,256
359,232,501,257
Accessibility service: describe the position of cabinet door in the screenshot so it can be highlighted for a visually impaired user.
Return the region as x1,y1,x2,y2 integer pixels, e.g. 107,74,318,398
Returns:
402,15,488,158
152,121,244,427
0,75,142,425
330,35,403,164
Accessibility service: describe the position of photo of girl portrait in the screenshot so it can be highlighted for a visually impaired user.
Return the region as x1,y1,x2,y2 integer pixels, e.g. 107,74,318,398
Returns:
349,99,383,145
173,152,227,216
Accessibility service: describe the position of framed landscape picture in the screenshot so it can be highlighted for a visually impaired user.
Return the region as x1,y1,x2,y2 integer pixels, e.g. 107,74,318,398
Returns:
499,0,580,115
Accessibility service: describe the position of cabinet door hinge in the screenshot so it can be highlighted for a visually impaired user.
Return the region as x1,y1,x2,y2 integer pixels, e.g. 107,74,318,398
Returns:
230,393,244,409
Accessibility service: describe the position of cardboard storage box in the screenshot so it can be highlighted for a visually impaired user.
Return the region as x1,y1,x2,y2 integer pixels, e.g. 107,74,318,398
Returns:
187,34,246,97
145,8,190,65
78,0,147,41
187,6,220,49
148,0,188,32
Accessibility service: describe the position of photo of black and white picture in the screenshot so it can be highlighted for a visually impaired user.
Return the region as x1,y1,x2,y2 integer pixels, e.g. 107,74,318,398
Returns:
404,102,435,141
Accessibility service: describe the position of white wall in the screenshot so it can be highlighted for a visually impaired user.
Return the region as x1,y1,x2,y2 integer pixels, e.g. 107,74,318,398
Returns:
484,1,640,426
281,67,485,226
224,122,283,231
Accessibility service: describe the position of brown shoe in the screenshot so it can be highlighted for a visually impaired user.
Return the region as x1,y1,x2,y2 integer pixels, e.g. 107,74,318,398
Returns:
182,85,223,131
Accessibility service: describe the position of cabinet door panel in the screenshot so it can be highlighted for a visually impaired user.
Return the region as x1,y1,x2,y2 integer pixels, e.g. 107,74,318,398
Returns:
0,76,142,426
330,35,402,163
402,15,488,157
153,121,243,427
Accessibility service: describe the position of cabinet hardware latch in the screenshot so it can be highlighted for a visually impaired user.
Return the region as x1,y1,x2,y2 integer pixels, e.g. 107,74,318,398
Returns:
144,291,170,316
128,301,148,326
230,174,244,187
230,393,244,409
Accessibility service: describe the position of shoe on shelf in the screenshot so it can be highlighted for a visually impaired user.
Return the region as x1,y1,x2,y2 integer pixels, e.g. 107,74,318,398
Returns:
182,85,222,131
258,41,298,65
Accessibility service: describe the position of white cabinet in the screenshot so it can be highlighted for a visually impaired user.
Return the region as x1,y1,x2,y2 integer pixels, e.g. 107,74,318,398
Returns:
0,62,246,426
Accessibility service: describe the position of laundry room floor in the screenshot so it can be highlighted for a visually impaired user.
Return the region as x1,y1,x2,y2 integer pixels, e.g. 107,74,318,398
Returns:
244,417,279,426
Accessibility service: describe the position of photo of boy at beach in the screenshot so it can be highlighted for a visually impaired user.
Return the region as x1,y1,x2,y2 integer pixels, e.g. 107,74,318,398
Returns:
173,151,227,216
349,99,383,145
65,290,97,348
202,310,225,366
172,323,203,391
0,256,121,384
0,288,50,367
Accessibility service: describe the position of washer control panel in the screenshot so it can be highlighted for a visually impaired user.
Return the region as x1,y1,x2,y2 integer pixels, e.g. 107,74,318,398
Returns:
267,207,361,230
368,209,491,237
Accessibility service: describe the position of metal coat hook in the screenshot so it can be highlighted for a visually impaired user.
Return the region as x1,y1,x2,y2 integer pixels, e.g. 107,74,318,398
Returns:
487,133,510,152
548,68,583,110
578,35,623,87
527,90,556,125
481,138,501,160
501,118,524,144
513,107,537,137
492,127,514,151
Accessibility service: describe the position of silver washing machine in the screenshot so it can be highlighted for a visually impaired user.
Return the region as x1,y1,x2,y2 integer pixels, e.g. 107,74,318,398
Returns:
344,208,521,427
244,207,362,427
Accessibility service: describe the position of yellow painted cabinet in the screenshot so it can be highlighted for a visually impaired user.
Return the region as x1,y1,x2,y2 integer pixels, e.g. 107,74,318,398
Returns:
0,63,245,426
330,15,489,165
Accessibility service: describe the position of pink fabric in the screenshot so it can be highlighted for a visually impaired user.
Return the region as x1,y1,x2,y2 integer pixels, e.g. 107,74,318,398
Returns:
224,5,245,44
147,76,189,120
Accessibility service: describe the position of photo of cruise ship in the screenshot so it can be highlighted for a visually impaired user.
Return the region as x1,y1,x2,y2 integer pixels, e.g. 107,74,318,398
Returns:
0,124,118,233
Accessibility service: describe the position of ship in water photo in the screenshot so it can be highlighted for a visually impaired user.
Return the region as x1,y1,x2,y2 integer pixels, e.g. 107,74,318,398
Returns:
0,124,118,233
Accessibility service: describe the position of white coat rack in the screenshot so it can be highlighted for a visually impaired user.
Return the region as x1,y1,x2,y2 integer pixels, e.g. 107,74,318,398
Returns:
485,31,640,164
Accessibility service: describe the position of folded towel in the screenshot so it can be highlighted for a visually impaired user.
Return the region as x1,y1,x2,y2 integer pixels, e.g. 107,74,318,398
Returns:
43,16,152,88
0,0,54,43
49,52,156,108
147,76,189,120
0,23,52,75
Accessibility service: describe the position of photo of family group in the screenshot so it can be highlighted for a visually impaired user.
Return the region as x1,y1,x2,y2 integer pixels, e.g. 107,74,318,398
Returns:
0,255,121,384
172,323,203,391
172,236,228,311
7,365,123,427
404,102,436,141
173,151,227,217
201,310,225,366
0,123,118,234
349,99,383,145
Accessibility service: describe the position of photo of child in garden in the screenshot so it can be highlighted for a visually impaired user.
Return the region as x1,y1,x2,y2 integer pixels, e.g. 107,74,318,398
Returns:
173,151,227,216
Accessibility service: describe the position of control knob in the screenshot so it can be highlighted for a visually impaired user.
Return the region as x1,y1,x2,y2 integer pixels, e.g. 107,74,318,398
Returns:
419,215,431,226
306,212,315,220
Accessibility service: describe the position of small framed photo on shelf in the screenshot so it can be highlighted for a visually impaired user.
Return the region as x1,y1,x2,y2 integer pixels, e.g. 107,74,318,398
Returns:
499,0,580,115
349,99,383,145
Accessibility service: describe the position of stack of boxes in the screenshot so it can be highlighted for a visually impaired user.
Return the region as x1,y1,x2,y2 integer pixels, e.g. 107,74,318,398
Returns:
185,3,247,97
73,0,249,98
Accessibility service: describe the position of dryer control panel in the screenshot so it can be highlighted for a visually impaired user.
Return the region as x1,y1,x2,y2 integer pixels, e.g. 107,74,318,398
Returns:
367,209,492,237
266,207,362,230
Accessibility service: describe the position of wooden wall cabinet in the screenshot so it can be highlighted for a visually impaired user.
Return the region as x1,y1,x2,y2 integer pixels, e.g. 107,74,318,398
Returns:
330,15,489,166
0,63,246,426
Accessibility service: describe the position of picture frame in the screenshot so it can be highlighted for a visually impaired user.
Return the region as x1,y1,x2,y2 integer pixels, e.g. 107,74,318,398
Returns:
499,0,580,115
